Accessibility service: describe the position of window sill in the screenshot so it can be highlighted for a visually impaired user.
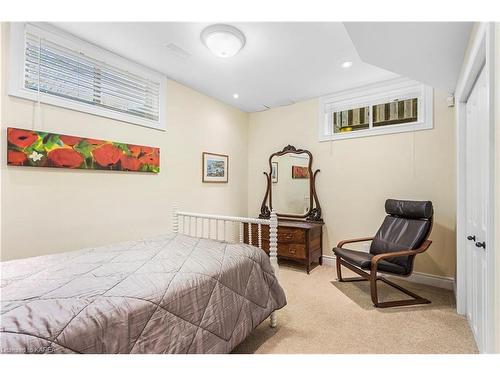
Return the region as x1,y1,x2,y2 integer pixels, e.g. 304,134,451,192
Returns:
319,120,433,142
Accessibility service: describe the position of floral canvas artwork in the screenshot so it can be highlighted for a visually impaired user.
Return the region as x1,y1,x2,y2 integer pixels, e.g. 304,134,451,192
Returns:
7,128,160,173
292,165,309,179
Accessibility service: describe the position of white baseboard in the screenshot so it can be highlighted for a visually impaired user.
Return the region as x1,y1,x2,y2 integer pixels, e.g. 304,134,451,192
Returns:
321,255,455,291
321,254,337,268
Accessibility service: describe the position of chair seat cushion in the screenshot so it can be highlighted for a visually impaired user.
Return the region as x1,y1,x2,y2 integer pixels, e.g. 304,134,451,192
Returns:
333,247,408,275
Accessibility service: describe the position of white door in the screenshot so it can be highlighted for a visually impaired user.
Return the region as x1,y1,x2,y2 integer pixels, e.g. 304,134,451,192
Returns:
465,66,488,352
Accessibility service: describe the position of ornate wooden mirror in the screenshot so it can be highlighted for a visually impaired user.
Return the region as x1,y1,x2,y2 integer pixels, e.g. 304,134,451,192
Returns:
259,145,322,222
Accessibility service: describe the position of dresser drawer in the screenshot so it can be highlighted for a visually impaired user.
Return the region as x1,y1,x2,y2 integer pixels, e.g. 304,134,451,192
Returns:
278,243,306,259
248,226,305,243
278,227,305,243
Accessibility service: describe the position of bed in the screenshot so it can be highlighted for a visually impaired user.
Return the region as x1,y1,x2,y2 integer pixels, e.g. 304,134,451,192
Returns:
0,208,286,354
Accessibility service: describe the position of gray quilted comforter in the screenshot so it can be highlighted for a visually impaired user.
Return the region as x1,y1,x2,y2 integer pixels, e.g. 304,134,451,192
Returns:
0,233,286,354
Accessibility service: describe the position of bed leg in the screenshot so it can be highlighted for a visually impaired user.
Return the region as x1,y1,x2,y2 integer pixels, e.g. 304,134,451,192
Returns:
269,311,277,328
269,210,279,328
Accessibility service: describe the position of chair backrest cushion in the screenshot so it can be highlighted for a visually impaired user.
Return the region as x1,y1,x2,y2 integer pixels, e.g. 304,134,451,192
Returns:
385,199,433,220
370,199,433,274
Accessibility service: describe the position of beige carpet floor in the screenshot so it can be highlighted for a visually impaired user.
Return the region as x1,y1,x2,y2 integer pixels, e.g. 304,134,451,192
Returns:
233,263,478,354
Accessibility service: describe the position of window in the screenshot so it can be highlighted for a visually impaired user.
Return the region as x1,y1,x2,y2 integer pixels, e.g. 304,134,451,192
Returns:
9,23,166,130
319,78,433,141
372,98,418,127
332,106,370,134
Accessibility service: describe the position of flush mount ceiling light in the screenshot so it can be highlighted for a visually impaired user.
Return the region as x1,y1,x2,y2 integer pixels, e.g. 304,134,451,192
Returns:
233,93,239,99
201,24,246,58
341,61,353,68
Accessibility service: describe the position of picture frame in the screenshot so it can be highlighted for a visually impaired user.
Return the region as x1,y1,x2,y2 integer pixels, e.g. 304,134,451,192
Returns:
271,161,278,183
202,152,228,183
292,165,309,179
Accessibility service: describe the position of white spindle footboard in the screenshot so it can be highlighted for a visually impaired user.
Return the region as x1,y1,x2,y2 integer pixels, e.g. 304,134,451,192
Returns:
172,205,279,328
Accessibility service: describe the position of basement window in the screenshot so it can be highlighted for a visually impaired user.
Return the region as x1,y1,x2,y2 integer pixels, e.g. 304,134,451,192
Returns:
9,23,166,130
319,78,433,141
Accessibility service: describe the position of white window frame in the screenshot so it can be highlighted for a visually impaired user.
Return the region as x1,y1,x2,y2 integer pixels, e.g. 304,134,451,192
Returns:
8,22,167,131
318,78,433,141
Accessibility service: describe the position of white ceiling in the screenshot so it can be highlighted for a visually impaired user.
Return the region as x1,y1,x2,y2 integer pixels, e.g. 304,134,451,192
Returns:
51,22,398,112
345,22,473,93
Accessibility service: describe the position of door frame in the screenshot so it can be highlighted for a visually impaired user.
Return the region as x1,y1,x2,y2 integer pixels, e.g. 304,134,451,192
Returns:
455,22,496,353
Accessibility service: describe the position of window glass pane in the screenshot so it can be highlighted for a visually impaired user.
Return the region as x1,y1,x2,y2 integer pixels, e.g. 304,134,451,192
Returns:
372,98,418,127
332,106,369,133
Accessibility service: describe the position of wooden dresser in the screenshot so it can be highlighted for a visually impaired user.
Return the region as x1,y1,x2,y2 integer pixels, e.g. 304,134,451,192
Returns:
244,220,323,273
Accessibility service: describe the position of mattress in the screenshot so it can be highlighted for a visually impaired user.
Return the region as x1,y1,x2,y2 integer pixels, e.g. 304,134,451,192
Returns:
0,233,286,354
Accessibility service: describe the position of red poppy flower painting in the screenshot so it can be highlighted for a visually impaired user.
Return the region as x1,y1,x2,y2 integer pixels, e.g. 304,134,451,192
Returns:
48,148,84,168
85,138,106,146
139,153,159,167
7,150,28,165
92,144,122,167
6,127,160,173
291,165,309,179
7,128,38,148
59,135,82,146
141,146,155,155
128,145,142,157
120,154,142,171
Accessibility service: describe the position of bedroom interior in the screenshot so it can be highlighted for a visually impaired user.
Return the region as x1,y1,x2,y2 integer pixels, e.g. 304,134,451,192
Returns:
0,1,500,370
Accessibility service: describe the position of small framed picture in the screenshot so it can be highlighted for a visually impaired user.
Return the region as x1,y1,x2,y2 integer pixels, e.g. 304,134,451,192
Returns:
202,152,228,183
292,165,309,179
271,162,278,183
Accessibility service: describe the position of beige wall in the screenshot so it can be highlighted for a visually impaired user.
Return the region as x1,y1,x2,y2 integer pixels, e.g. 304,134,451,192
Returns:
248,91,456,278
0,21,457,281
0,23,249,261
495,22,500,354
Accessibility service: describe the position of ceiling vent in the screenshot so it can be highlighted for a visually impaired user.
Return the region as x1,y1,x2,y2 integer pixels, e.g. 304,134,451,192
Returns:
263,99,295,109
164,43,191,60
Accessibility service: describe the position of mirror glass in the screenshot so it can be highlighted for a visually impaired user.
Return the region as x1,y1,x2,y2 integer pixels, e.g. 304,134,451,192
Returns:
270,153,311,215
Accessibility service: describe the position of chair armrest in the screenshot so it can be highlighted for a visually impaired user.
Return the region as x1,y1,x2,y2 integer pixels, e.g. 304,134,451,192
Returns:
337,237,374,248
370,240,432,272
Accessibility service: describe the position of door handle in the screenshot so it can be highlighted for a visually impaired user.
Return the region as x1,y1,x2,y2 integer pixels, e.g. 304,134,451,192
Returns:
467,235,476,241
475,241,486,249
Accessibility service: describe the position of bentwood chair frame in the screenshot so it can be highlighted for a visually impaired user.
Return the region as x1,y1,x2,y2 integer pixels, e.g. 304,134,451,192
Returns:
334,203,433,308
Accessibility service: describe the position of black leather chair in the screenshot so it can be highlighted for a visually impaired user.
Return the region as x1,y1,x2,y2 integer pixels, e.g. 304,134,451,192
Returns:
333,199,433,308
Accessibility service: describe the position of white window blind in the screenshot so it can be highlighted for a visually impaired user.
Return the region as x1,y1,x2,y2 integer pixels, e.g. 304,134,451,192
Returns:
9,23,166,130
